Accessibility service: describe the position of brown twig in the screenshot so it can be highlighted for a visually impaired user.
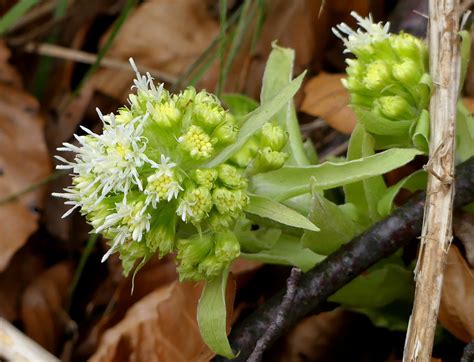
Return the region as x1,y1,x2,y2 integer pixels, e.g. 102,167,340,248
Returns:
22,42,177,84
247,268,302,362
462,340,474,362
214,157,474,362
403,2,461,361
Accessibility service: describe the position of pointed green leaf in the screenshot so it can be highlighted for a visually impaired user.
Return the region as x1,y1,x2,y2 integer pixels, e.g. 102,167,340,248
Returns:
205,71,306,168
377,170,427,217
245,194,319,231
251,148,422,201
241,233,324,271
197,267,235,359
222,93,258,126
261,43,309,165
301,193,364,255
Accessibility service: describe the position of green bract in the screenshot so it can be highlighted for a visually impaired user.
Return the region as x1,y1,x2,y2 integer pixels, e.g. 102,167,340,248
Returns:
54,59,289,281
333,12,431,152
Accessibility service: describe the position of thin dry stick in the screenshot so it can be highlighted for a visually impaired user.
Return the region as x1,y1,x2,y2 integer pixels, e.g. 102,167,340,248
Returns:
23,42,178,84
0,318,59,361
247,268,302,362
403,1,461,361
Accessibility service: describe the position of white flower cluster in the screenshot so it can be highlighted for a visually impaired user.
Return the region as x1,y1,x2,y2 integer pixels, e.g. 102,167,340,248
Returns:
332,11,391,54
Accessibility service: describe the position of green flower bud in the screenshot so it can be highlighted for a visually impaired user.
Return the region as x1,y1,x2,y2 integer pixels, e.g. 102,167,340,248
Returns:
212,115,239,145
257,122,288,151
176,233,213,281
207,211,236,231
178,125,215,160
362,61,392,91
177,233,213,266
248,147,288,175
214,231,240,261
175,87,196,109
197,254,225,280
217,164,247,189
392,59,421,85
229,138,259,168
212,187,241,214
146,207,176,257
177,186,213,223
191,168,218,189
390,33,425,61
117,241,149,277
116,108,134,124
147,100,181,128
193,102,225,132
374,96,416,120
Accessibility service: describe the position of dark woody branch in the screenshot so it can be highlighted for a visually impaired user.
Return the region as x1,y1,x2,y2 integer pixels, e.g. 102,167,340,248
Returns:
215,156,474,362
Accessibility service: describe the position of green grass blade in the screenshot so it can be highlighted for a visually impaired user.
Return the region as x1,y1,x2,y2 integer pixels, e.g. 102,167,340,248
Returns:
0,0,38,35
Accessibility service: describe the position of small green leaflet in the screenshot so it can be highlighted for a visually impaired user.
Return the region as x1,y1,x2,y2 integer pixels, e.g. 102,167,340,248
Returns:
204,71,306,168
245,194,319,231
242,233,324,271
197,267,235,358
222,93,258,126
377,170,427,217
251,148,423,201
260,43,309,166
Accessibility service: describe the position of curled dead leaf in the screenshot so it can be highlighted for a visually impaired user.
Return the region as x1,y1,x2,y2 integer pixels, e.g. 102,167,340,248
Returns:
0,82,51,272
21,262,74,353
439,245,474,343
91,276,236,362
301,72,357,134
454,212,474,267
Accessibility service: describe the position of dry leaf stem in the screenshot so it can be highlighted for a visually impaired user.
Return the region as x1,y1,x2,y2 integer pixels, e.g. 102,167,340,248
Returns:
0,318,60,361
403,1,461,361
215,156,474,362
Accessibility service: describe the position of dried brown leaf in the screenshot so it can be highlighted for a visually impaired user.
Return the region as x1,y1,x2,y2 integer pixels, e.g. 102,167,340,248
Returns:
90,0,219,101
274,308,350,362
0,82,51,271
0,40,22,87
21,262,74,353
0,248,44,321
90,276,236,362
463,97,474,114
439,245,474,342
454,212,474,267
301,72,356,134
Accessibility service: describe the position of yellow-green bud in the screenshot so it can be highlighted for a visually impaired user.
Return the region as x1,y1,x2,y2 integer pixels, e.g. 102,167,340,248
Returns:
197,254,224,280
212,188,241,214
374,96,416,120
390,33,426,61
212,115,239,145
193,102,225,131
248,148,288,175
363,61,392,91
191,168,218,189
178,125,215,160
217,164,247,189
175,87,196,109
146,207,176,257
115,108,133,124
392,59,421,85
214,231,240,261
147,100,181,128
207,211,235,231
177,186,213,223
258,122,288,151
229,138,259,168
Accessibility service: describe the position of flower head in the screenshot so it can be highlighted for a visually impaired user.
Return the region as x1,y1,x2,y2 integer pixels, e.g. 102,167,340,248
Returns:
334,12,430,151
332,12,390,55
54,58,290,281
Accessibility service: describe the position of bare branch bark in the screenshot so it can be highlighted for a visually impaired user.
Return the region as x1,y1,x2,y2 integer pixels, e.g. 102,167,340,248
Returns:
215,157,474,362
403,1,461,361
